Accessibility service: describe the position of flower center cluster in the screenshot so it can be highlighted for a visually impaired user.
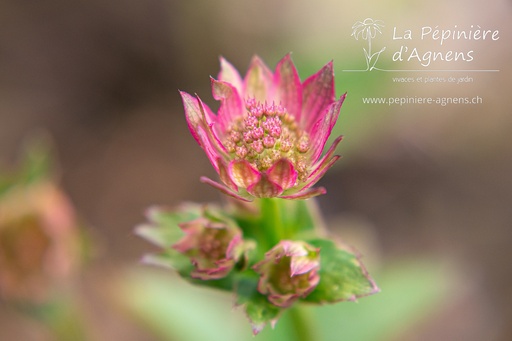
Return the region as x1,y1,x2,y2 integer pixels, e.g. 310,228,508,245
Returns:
225,99,310,180
198,228,229,261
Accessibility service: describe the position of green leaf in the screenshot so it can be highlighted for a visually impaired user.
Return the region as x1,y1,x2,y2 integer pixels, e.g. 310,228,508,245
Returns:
135,204,202,248
304,239,379,303
245,297,281,335
135,223,184,249
313,260,450,341
116,260,449,341
141,250,193,275
235,272,282,335
147,204,202,228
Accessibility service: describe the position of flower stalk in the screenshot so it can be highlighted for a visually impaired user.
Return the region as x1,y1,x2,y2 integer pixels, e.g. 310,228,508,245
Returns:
259,198,285,245
288,305,316,341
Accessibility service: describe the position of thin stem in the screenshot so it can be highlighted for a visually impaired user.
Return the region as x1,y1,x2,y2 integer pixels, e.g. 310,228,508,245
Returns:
259,197,285,246
288,305,316,341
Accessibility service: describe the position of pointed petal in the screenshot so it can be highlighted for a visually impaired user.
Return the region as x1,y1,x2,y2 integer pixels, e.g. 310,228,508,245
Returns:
211,78,244,130
196,95,229,154
243,55,273,102
280,187,326,200
228,160,261,188
300,61,336,129
311,135,343,170
266,159,298,190
247,176,283,198
200,176,251,202
303,155,341,190
180,91,225,171
180,90,209,145
218,57,243,95
217,158,238,192
273,54,302,118
309,94,346,162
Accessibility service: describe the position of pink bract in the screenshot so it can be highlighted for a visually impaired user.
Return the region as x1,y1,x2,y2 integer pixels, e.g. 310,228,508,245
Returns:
181,54,345,201
173,217,242,280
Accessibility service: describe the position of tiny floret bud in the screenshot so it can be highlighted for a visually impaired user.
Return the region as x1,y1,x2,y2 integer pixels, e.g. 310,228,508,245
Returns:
253,240,320,307
263,136,275,148
173,216,243,280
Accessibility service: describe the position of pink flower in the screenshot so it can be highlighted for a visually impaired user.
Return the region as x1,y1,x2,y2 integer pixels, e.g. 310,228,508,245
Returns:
0,182,80,302
181,54,345,201
173,217,243,280
253,240,320,308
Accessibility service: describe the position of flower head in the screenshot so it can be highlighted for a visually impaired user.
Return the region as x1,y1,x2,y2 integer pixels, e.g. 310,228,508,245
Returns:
351,18,384,40
253,240,320,307
173,215,243,280
181,54,345,201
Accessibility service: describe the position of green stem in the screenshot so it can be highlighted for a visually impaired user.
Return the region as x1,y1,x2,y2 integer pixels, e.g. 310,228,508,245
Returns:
259,198,285,246
288,305,316,341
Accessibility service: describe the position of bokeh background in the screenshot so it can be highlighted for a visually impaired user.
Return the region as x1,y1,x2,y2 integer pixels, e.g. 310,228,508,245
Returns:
1,0,511,340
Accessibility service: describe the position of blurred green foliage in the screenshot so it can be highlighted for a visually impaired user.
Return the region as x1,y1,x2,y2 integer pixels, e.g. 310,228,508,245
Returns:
115,259,448,341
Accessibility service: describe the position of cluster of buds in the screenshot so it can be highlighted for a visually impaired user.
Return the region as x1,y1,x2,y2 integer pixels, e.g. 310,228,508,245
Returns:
137,55,379,334
138,200,378,334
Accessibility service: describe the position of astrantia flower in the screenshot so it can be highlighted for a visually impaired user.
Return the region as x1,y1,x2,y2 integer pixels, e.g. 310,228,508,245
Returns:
253,240,320,307
173,216,244,280
181,54,345,201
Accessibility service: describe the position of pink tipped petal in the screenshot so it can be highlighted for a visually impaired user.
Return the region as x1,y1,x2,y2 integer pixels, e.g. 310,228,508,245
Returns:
280,186,327,200
218,57,243,94
229,160,261,188
266,159,298,190
181,91,228,172
310,135,343,177
211,78,244,130
200,176,251,202
300,60,336,129
303,155,341,190
243,55,274,102
273,54,302,118
311,135,343,170
194,128,223,172
247,176,283,198
180,91,207,145
309,94,346,162
196,95,229,152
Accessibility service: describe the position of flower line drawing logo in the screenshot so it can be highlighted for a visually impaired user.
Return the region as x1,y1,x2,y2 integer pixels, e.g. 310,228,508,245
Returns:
351,18,386,71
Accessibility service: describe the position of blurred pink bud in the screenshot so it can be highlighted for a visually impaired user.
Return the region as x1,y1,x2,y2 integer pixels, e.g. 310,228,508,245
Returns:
0,182,81,302
173,216,244,280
